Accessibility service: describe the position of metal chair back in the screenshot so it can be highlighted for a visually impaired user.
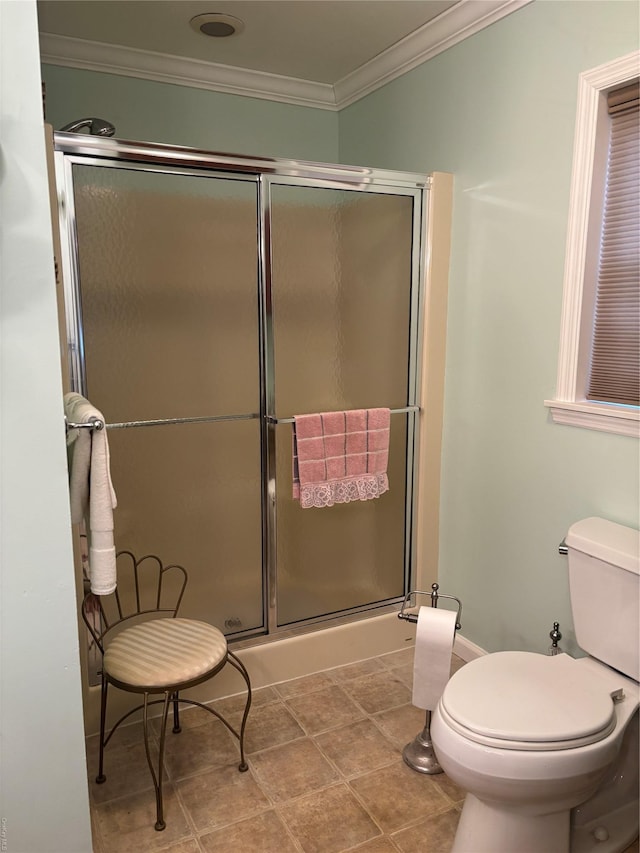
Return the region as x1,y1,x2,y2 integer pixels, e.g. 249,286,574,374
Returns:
81,550,188,654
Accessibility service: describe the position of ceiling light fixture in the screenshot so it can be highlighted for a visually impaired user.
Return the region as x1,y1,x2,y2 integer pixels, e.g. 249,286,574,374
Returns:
189,13,245,38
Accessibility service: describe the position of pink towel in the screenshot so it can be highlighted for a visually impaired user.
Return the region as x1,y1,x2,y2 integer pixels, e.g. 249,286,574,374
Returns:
292,408,390,508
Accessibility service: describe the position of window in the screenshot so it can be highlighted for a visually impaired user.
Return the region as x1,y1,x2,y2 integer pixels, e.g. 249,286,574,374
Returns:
546,51,640,437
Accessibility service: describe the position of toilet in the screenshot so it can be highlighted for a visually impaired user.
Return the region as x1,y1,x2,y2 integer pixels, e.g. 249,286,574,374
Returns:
430,517,639,853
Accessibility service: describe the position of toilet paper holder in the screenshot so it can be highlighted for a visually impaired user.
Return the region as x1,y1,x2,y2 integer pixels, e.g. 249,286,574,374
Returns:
398,583,462,630
398,583,462,775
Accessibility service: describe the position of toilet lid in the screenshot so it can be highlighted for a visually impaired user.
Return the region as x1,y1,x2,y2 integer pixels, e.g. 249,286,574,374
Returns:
440,652,618,751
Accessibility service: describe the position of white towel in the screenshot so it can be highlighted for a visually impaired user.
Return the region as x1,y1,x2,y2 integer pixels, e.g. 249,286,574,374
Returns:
64,393,118,595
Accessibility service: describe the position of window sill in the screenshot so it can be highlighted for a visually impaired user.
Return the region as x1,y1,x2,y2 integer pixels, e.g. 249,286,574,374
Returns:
544,400,639,438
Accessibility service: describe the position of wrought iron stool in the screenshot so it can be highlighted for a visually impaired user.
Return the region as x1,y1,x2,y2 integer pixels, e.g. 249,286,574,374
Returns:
82,550,252,830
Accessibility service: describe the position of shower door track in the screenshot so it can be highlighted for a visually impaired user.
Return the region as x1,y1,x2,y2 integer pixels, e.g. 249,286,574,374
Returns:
54,134,429,643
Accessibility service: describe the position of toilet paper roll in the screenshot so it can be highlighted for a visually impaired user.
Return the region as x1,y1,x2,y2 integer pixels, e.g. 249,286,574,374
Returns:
412,606,457,711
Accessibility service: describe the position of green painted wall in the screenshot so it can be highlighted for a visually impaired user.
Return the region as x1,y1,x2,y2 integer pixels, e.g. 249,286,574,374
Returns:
42,64,339,161
340,0,639,655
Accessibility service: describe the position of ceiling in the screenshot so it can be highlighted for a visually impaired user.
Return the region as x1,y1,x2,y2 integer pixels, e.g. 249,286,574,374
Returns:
38,1,458,83
37,0,529,109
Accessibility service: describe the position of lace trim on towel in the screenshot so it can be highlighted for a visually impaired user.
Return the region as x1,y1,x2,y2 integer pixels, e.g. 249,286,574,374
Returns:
300,473,389,509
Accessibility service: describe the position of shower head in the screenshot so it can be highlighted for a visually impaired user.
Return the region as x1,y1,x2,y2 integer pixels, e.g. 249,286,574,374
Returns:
59,117,116,137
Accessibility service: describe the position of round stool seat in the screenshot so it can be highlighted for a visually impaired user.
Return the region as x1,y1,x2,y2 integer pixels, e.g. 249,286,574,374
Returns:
104,617,228,690
440,651,618,751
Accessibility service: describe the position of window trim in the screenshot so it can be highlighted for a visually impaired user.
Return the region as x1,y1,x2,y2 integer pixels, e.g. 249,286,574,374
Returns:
545,50,640,438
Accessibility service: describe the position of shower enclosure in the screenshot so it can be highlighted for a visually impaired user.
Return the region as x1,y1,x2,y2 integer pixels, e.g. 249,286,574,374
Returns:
54,134,428,642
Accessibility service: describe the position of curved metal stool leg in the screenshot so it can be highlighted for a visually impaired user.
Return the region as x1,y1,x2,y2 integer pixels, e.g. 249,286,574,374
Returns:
227,651,252,772
142,692,170,831
96,672,108,784
172,691,181,734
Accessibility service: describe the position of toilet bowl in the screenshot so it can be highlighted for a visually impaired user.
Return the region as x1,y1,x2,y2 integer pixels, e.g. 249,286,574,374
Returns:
430,518,640,853
431,652,639,853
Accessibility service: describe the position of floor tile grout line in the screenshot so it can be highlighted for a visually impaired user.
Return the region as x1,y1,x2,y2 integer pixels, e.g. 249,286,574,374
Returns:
282,692,367,739
273,780,381,853
310,729,403,784
267,804,307,853
336,723,461,838
247,729,309,758
344,769,460,841
348,693,417,719
172,764,210,839
340,833,402,853
366,703,424,750
165,756,246,787
270,653,396,696
243,755,305,811
340,778,390,840
90,780,157,810
273,676,336,702
258,777,359,813
386,799,464,837
284,708,368,739
285,676,411,737
190,803,277,842
193,801,307,852
276,653,417,699
307,733,359,785
330,671,416,719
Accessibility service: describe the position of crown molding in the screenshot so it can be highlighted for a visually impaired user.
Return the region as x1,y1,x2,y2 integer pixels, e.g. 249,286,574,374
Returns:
39,0,533,112
39,33,337,110
334,0,534,109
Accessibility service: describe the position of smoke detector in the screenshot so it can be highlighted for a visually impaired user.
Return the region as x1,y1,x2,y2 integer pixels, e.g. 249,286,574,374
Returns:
190,13,245,38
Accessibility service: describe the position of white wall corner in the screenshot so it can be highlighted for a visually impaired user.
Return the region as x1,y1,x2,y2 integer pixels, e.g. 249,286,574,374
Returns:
333,0,534,109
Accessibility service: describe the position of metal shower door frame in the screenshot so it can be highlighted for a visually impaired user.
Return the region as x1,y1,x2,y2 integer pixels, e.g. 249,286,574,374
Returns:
259,173,427,633
54,134,429,640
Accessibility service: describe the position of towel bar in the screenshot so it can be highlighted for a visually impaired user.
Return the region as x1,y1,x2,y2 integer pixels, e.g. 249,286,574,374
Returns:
65,412,259,433
267,405,420,425
67,410,415,431
65,415,104,432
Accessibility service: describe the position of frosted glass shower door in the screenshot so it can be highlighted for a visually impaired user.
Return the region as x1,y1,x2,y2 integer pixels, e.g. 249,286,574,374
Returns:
269,182,418,626
70,164,263,634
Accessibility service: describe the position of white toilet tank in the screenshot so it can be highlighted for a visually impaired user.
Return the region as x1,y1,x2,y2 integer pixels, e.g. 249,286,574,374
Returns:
566,517,640,681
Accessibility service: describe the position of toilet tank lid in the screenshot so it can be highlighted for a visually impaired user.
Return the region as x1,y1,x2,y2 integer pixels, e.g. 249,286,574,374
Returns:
566,517,639,575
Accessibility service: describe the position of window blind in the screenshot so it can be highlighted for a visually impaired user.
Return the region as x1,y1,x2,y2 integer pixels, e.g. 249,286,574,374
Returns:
586,82,639,407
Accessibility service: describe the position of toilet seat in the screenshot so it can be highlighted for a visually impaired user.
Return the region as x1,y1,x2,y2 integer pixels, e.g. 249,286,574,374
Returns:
440,651,620,751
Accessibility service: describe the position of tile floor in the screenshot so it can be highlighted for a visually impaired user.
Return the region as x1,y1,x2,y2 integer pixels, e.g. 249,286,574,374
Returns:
86,648,640,853
87,647,467,853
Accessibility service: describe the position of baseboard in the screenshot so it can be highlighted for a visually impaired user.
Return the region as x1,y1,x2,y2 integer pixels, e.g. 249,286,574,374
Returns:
454,633,487,661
